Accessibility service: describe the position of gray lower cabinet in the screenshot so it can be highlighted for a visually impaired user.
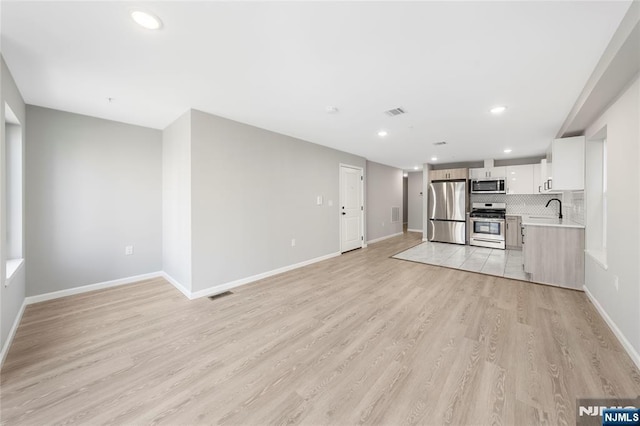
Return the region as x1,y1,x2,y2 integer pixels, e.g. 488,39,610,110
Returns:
505,216,522,249
522,225,584,289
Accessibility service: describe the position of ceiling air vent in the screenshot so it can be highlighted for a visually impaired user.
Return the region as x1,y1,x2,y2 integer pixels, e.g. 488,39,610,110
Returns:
384,107,406,117
433,141,447,146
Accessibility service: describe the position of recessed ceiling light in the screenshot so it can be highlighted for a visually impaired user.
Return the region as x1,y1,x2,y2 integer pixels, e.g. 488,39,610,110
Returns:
325,106,339,114
131,10,163,30
377,130,388,137
403,173,408,177
490,105,507,114
504,148,512,153
431,157,438,161
414,166,419,170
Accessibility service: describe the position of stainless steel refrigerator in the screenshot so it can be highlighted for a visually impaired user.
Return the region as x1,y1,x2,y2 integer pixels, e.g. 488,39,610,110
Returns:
427,180,467,245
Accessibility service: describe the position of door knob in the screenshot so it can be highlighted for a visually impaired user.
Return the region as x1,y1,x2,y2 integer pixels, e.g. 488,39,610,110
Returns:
342,212,346,215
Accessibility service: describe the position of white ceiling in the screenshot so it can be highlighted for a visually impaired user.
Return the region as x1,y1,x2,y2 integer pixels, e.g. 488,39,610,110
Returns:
1,1,631,170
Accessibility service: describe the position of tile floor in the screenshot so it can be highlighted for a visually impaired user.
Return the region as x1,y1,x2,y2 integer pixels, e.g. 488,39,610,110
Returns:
392,241,530,281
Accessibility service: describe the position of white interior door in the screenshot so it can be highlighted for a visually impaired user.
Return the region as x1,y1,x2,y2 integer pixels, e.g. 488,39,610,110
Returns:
340,165,364,252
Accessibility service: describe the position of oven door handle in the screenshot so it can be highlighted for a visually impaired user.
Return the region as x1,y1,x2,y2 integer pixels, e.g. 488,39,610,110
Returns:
472,237,503,244
471,219,505,223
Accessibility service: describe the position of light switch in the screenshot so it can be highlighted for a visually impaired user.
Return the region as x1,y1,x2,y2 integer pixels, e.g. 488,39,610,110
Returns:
328,200,333,206
316,196,323,205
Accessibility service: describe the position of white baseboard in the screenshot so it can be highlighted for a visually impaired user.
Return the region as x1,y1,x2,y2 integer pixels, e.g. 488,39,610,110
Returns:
583,285,640,371
0,300,27,369
367,232,404,245
189,252,341,299
422,238,428,242
407,229,423,233
3,252,343,365
161,272,191,299
24,271,164,305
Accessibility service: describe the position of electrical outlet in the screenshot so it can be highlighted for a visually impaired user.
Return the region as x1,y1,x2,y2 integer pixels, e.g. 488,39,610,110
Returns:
291,239,296,247
125,245,134,256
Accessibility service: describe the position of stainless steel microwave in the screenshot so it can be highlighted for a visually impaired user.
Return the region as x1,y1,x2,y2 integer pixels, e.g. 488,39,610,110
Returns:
470,178,506,194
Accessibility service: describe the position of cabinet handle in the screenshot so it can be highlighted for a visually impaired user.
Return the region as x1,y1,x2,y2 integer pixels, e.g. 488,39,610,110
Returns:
538,185,541,193
544,181,548,191
547,179,552,190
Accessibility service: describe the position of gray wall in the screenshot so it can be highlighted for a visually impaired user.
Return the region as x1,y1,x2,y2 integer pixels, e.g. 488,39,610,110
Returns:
25,106,163,296
1,57,26,352
189,109,366,293
584,76,640,358
366,161,403,242
162,110,192,291
407,171,423,231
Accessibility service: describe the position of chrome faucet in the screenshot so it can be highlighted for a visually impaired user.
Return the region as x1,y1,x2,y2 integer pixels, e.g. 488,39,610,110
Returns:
545,198,563,219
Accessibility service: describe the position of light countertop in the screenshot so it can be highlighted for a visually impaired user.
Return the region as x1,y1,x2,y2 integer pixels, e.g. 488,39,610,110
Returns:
520,215,585,229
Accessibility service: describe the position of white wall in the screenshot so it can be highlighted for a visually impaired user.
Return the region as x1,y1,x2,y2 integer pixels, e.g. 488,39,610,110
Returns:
25,106,163,297
584,76,640,364
162,110,192,291
189,109,366,293
407,171,423,231
366,161,403,242
1,57,26,353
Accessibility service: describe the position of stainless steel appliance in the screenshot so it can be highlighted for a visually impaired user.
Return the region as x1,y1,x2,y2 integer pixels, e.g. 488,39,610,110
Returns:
427,180,467,245
471,178,506,194
470,202,506,249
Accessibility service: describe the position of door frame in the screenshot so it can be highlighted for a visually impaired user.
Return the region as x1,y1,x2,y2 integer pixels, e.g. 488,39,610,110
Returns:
339,163,365,253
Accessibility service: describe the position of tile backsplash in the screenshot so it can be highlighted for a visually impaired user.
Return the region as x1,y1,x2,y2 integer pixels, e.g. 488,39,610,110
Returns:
563,191,585,225
471,193,563,217
470,192,585,224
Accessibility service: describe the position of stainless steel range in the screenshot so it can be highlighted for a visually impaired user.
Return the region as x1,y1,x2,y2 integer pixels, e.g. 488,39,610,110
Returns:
469,202,506,250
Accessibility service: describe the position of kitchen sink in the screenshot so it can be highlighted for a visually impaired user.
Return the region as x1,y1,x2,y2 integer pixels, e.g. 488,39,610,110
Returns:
524,216,563,224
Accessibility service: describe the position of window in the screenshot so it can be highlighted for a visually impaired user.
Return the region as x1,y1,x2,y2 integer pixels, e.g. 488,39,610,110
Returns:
4,103,23,283
602,139,607,251
585,129,607,268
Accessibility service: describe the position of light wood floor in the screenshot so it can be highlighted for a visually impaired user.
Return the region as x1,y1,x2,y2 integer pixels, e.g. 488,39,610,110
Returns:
2,232,640,425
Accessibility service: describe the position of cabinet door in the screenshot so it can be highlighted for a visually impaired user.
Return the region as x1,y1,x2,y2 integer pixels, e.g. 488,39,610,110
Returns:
429,170,444,181
506,164,534,194
545,149,554,192
523,225,584,288
489,166,506,178
505,216,520,249
533,163,542,194
469,168,484,179
522,226,530,272
540,159,551,192
449,168,468,180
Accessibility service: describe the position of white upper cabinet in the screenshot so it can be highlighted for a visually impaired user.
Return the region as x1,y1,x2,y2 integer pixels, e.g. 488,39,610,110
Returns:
533,162,542,193
469,166,506,179
542,136,585,192
506,164,534,194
